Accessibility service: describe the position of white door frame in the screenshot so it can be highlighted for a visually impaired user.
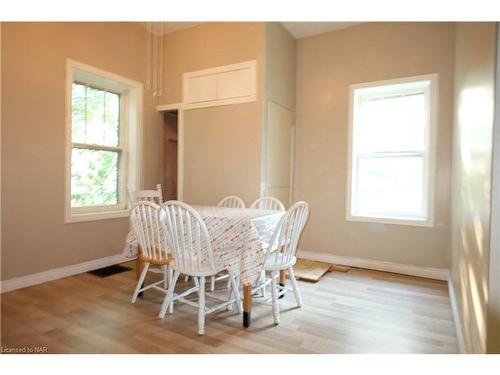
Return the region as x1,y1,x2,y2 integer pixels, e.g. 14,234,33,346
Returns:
156,103,184,201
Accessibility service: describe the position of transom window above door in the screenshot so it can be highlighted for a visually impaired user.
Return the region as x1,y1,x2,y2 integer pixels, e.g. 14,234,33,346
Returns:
347,74,437,226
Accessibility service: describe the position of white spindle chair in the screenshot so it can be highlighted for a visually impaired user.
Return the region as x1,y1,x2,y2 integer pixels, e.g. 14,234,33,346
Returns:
253,201,310,325
130,202,171,303
250,197,285,211
249,197,286,295
217,195,246,208
128,184,163,207
129,184,167,290
158,201,243,335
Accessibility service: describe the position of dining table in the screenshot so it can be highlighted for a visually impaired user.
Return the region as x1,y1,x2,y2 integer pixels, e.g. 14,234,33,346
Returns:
125,204,285,328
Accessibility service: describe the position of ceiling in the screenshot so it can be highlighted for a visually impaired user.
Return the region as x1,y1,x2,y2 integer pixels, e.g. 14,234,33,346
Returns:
140,22,201,35
160,22,201,34
280,22,363,39
140,22,362,39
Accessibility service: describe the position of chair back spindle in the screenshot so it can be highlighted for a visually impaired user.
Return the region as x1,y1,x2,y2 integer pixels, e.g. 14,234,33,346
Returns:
265,201,310,268
217,195,245,208
161,201,216,274
250,197,285,211
129,184,163,208
130,201,169,263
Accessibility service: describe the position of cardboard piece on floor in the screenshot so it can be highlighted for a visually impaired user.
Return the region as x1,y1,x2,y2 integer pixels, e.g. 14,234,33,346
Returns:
294,259,331,282
329,264,351,273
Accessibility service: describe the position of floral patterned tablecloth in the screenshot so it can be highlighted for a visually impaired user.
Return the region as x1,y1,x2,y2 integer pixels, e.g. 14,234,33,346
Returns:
124,206,284,285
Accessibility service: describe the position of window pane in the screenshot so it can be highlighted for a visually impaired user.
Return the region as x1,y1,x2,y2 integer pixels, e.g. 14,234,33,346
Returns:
71,83,120,147
71,148,119,207
85,86,106,145
354,155,425,218
356,93,426,153
104,91,120,146
71,83,87,143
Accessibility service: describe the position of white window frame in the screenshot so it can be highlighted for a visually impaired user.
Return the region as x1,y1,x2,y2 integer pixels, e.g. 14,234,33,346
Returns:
65,59,143,223
346,74,438,227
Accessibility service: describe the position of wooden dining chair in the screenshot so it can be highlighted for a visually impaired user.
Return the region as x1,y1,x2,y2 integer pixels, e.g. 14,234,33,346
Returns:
252,201,310,325
250,197,285,211
158,200,242,335
130,201,171,304
217,195,246,208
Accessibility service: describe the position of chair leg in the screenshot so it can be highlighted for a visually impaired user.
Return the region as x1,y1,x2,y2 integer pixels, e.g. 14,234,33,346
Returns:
288,267,302,307
210,275,215,292
270,270,280,325
229,274,243,313
227,280,234,311
260,270,267,298
198,276,206,335
159,270,180,318
131,262,150,304
163,265,168,290
168,271,178,315
168,267,173,287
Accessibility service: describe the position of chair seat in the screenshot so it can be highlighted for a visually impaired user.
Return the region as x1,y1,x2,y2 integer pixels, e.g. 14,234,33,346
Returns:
168,260,223,277
263,254,297,271
139,253,170,265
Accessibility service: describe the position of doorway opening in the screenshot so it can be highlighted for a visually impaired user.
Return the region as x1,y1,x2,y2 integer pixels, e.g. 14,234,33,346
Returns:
162,110,178,201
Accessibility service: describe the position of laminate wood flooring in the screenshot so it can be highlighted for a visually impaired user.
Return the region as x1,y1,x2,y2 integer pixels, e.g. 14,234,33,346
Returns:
0,262,458,353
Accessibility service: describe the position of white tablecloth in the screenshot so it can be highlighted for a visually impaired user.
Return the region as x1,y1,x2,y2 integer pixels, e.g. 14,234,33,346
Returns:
124,206,284,285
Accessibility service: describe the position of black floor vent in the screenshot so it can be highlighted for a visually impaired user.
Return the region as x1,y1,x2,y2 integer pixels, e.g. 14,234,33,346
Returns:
87,264,132,278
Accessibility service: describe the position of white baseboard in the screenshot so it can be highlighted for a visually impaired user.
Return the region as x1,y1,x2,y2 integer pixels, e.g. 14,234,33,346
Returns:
298,250,449,281
1,253,134,293
447,277,466,353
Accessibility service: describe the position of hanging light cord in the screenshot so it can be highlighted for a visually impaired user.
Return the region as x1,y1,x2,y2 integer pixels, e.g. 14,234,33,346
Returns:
145,22,164,98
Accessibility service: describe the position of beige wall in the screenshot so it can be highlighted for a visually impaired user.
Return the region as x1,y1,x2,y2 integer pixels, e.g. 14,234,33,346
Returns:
1,23,162,280
160,23,265,205
450,22,497,354
294,22,456,268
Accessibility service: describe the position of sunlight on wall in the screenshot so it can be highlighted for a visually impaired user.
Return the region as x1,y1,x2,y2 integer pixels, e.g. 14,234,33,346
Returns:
458,87,494,175
451,23,496,353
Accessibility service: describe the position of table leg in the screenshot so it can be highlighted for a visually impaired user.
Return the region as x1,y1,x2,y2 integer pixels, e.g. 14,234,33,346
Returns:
279,270,287,299
243,284,252,328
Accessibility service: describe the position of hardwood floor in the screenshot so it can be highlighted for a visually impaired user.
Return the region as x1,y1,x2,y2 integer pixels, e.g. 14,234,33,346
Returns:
0,262,458,353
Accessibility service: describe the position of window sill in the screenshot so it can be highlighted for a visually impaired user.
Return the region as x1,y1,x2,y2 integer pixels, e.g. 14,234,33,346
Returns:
346,214,434,227
65,209,130,224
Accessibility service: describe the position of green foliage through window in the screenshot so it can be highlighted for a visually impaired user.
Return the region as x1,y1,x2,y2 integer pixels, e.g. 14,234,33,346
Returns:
71,83,121,208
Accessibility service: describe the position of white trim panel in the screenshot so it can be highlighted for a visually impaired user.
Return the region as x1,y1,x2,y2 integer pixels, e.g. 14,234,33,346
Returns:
1,253,133,293
298,250,449,281
182,60,257,110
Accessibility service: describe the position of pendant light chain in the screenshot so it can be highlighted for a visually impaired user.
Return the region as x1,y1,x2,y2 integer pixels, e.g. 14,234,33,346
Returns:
159,22,164,97
146,22,164,98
